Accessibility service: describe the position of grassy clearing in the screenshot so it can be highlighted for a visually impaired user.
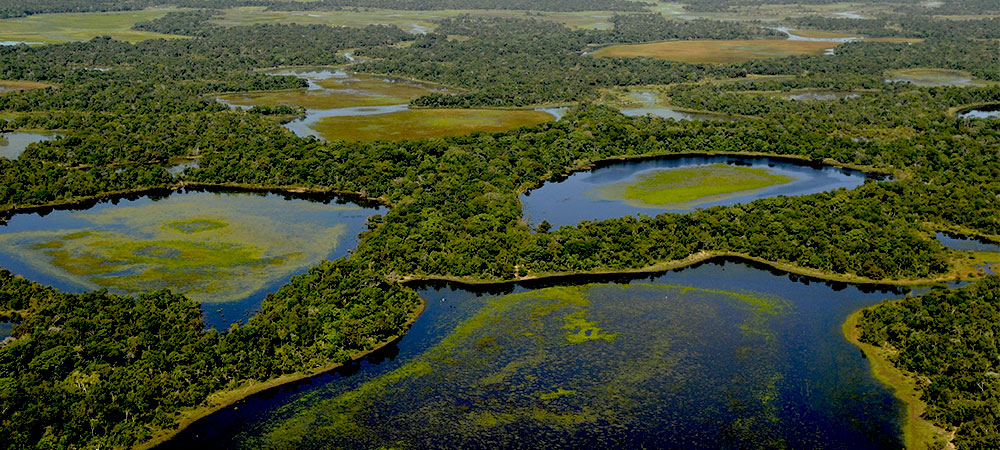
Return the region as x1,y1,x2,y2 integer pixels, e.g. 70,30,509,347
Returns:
313,108,553,141
843,308,955,449
215,7,618,32
0,9,188,44
592,39,836,64
219,72,444,110
0,80,54,92
590,164,795,208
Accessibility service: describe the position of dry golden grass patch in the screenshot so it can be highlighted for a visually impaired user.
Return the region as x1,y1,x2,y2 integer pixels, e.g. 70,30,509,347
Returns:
592,39,837,64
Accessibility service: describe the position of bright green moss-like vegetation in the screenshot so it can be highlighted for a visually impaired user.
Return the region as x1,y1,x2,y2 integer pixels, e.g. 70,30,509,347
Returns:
591,164,796,208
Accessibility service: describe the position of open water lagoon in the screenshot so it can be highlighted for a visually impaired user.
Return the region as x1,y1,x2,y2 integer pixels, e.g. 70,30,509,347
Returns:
159,259,905,449
521,155,871,228
0,189,384,329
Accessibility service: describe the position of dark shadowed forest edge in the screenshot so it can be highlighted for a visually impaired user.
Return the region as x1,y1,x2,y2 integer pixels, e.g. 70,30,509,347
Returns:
0,0,999,448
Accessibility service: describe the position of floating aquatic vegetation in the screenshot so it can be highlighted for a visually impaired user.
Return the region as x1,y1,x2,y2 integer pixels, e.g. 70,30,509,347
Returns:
0,193,365,303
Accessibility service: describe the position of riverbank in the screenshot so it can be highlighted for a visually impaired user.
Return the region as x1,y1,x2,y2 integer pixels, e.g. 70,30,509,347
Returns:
517,150,900,197
0,181,392,223
402,250,971,288
843,307,955,449
137,297,426,450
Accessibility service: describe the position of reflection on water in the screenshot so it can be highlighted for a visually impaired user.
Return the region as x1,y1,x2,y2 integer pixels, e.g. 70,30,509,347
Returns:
521,155,872,228
784,90,861,101
0,132,57,159
936,232,1000,275
159,259,905,450
621,107,727,121
0,190,384,329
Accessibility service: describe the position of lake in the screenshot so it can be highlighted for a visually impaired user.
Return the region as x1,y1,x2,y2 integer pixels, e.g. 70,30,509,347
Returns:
0,189,384,330
157,258,906,449
521,155,872,228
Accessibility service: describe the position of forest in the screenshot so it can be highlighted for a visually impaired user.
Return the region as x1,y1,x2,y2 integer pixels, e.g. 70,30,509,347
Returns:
0,0,999,448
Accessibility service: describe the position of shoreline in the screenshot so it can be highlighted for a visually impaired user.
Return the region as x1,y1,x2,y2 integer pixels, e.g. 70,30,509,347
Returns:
137,297,426,450
0,182,392,223
842,306,956,449
515,150,899,197
401,250,968,289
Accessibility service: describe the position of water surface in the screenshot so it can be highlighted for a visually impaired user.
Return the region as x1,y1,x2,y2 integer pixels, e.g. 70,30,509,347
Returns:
0,132,56,159
957,104,1000,119
0,189,383,329
521,155,871,228
621,107,727,121
158,259,905,450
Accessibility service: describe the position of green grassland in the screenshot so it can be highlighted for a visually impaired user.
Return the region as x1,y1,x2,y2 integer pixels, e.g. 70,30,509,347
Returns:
312,108,555,141
215,7,619,32
592,39,837,64
0,10,189,44
591,164,796,208
218,72,446,110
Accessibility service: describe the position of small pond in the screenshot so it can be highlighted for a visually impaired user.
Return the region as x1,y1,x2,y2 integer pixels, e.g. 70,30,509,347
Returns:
885,69,978,87
158,258,906,449
521,155,872,228
957,104,1000,119
621,107,728,121
0,131,57,159
0,189,384,330
936,232,1000,275
783,90,861,101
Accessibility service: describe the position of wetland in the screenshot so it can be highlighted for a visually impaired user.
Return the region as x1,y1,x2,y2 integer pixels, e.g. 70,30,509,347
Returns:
218,68,556,141
521,155,871,228
0,189,384,329
160,259,906,450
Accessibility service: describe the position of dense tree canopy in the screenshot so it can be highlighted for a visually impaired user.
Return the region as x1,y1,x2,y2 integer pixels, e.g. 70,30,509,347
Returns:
0,3,998,449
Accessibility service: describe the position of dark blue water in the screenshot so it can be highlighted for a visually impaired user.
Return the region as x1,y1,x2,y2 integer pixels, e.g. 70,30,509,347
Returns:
159,258,907,449
936,232,1000,253
521,155,873,228
936,232,1000,275
0,189,384,330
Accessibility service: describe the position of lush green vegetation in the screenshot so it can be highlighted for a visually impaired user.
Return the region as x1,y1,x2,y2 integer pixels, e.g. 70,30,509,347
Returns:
859,276,1000,448
0,1,998,448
